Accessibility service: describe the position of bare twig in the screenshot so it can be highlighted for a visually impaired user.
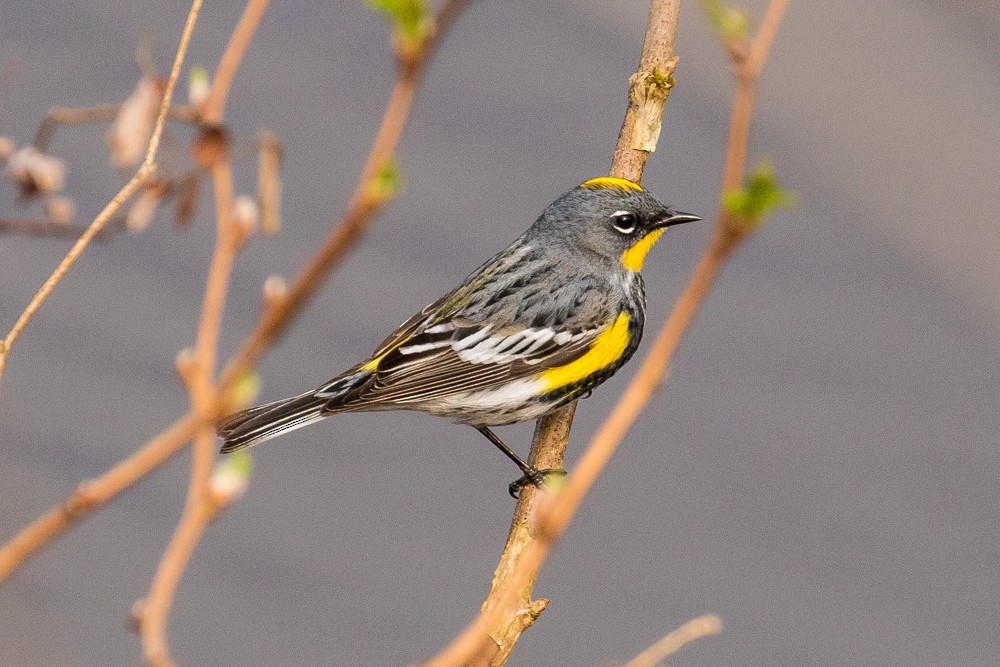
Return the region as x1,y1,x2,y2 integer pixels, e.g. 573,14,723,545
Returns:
0,414,201,582
139,158,242,667
217,0,473,389
0,216,127,240
33,104,120,151
200,0,271,125
424,2,684,665
0,0,474,585
425,0,792,664
0,0,204,383
624,614,722,667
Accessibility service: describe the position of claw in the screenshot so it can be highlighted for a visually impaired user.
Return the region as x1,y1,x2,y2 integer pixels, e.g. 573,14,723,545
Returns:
508,467,568,499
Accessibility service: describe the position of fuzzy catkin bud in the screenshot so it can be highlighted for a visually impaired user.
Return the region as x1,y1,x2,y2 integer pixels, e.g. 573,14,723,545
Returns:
263,274,288,306
46,196,75,225
208,452,253,509
233,195,259,238
126,188,160,232
6,146,66,194
0,136,14,160
107,77,161,170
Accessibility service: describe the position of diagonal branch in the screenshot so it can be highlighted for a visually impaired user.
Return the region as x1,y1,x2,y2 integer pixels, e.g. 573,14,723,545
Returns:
0,0,204,383
0,0,474,585
138,157,243,667
425,0,792,664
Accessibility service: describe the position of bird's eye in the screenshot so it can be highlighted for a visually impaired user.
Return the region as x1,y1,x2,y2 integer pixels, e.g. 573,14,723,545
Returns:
611,211,637,234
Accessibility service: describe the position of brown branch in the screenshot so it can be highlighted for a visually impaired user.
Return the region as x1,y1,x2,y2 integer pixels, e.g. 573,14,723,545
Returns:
425,0,792,664
200,0,271,125
0,216,127,241
0,413,201,582
217,0,473,389
424,2,685,665
33,104,119,151
624,614,722,667
138,158,242,667
0,0,474,585
32,105,200,153
0,0,204,384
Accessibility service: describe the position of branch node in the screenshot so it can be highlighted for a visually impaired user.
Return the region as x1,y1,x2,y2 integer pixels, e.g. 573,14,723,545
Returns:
67,481,100,517
191,125,231,170
628,58,679,153
174,347,199,386
488,598,549,667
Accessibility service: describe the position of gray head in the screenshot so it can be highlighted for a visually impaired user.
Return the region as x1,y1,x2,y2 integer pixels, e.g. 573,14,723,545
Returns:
527,177,699,271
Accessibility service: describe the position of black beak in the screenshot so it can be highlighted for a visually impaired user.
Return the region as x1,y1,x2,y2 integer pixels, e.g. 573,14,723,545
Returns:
653,210,701,229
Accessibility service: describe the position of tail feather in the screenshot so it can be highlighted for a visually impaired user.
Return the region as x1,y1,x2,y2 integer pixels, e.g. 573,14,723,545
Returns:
218,392,328,454
217,369,374,454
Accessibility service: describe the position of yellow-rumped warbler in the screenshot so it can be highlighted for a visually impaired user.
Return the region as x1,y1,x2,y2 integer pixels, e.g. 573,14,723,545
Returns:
219,177,698,496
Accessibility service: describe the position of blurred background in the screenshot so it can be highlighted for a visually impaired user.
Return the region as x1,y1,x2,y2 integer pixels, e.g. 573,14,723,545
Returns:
1,0,998,665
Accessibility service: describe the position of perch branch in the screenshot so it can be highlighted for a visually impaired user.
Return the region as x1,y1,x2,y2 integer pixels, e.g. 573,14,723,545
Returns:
425,0,791,664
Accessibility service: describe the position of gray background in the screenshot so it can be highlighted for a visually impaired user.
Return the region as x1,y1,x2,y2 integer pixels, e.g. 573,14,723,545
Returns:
1,0,999,665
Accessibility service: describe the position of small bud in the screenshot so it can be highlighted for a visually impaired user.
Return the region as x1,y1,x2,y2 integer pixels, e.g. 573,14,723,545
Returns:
107,77,162,170
208,451,254,509
46,196,76,226
263,274,288,307
700,0,751,43
188,65,211,108
6,146,67,195
126,188,160,232
174,347,197,381
174,173,200,229
191,126,229,169
233,195,259,238
367,158,400,203
221,370,260,416
367,0,432,55
127,599,145,633
722,159,796,230
0,136,14,160
257,131,283,235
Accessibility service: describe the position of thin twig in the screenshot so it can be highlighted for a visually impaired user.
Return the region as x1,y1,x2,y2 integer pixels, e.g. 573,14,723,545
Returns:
217,0,473,389
139,159,241,667
624,614,722,667
0,414,201,582
425,0,792,664
33,105,200,153
200,0,272,125
0,0,474,585
425,2,684,665
0,0,203,384
0,217,127,241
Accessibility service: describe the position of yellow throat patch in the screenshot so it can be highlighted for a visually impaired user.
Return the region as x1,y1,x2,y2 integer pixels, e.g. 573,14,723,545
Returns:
621,228,665,271
580,177,643,192
539,312,631,392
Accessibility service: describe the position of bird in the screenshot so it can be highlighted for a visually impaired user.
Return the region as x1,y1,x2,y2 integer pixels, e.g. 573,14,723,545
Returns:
218,177,699,497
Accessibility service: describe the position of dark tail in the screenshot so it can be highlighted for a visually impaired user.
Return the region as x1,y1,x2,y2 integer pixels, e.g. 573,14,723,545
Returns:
218,392,329,454
217,369,373,454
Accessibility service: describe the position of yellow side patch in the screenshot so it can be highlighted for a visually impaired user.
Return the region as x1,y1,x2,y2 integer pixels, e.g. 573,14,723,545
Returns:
621,228,664,271
580,177,643,192
360,334,412,371
360,354,384,371
539,312,631,392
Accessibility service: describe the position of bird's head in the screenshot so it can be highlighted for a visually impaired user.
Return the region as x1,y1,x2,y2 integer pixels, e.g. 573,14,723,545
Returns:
532,177,699,271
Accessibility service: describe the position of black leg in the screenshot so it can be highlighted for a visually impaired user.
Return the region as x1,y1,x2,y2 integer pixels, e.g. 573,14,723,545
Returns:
475,426,567,498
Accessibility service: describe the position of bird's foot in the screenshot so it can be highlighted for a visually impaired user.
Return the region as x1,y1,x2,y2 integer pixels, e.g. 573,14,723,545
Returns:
508,467,568,499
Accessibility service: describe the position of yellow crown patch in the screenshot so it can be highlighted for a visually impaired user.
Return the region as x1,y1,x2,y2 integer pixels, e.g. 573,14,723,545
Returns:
580,177,643,192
